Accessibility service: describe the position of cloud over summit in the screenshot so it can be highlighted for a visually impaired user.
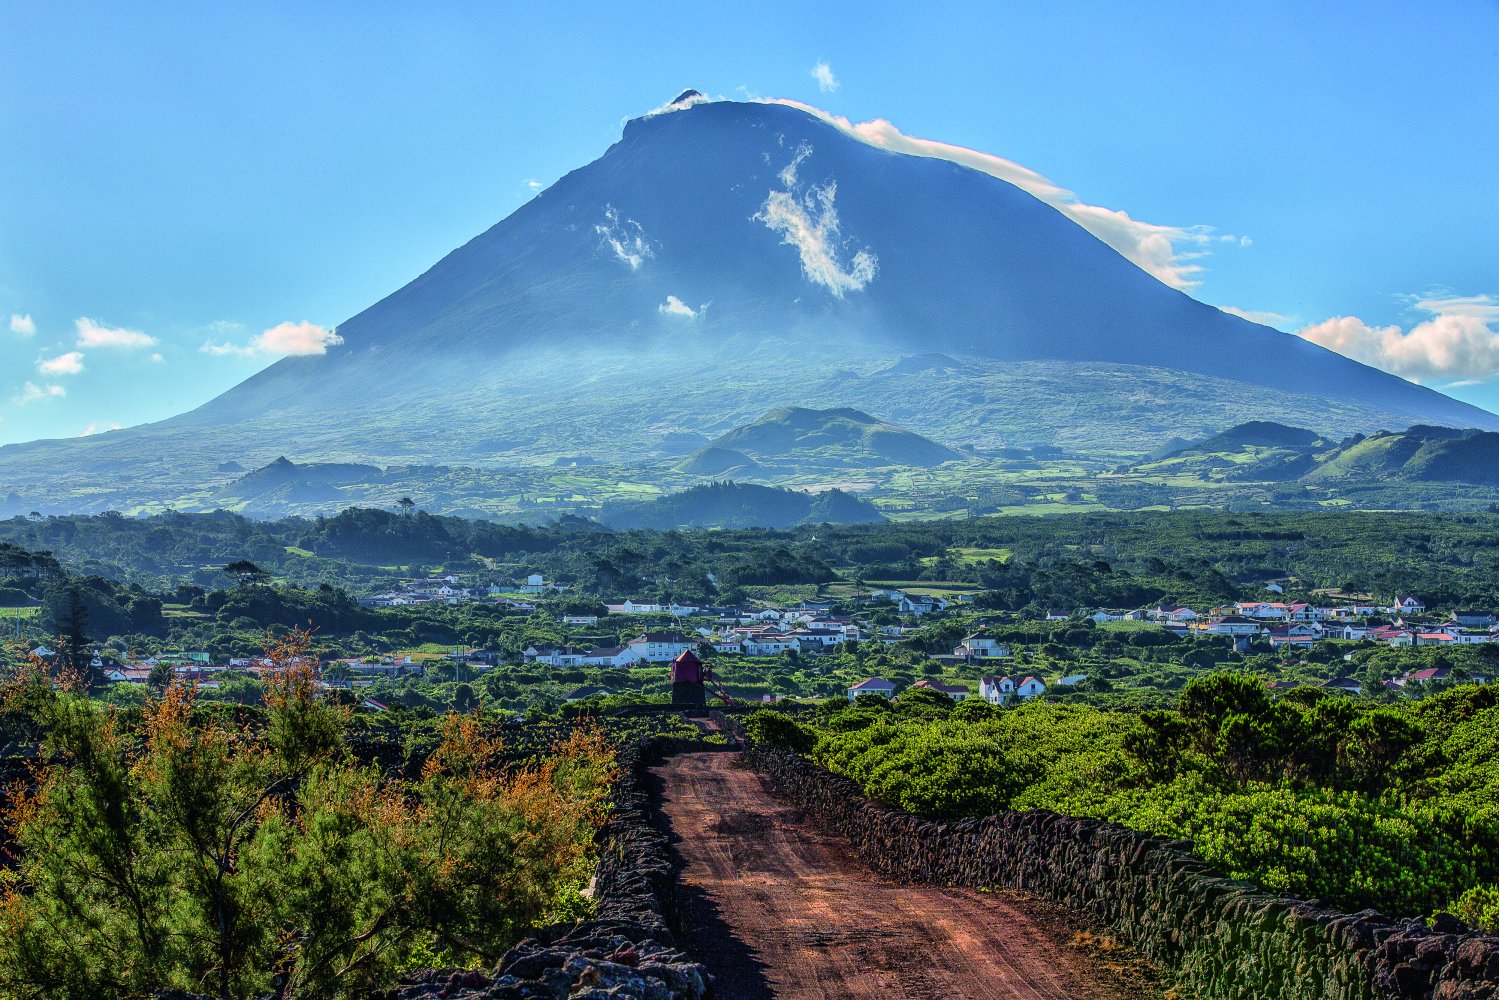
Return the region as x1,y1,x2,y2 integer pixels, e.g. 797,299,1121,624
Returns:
760,99,1214,289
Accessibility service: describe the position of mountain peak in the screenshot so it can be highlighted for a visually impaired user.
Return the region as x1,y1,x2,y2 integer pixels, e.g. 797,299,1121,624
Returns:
669,89,704,107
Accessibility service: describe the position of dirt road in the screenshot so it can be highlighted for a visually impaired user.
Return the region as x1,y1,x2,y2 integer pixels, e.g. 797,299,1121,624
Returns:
650,752,1156,1000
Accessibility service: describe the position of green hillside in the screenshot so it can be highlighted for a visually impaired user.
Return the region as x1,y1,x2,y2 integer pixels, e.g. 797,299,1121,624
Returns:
1304,427,1499,484
683,406,963,471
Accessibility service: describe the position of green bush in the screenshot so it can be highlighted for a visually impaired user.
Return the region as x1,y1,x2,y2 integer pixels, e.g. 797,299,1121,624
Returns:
743,709,815,754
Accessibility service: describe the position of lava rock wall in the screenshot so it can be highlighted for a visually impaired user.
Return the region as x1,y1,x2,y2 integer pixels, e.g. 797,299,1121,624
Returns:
745,746,1499,1000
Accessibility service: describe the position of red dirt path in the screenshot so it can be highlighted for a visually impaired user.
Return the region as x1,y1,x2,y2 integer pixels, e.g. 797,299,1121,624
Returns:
650,752,1157,1000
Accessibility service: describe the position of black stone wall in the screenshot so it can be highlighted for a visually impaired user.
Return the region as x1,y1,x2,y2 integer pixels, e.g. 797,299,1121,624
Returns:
745,746,1499,1000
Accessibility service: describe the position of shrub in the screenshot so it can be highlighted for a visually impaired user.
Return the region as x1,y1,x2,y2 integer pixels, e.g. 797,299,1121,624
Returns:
743,709,815,754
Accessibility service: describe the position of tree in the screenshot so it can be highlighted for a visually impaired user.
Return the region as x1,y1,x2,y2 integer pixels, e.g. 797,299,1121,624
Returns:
47,581,92,685
397,497,416,517
0,631,620,998
223,560,267,587
146,661,173,694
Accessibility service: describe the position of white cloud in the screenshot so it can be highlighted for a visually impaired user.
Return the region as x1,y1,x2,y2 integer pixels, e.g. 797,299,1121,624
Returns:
759,98,1214,289
1413,292,1499,321
526,178,542,193
78,422,122,437
643,89,712,118
779,143,812,187
1219,305,1293,329
756,151,878,297
1296,297,1499,384
149,352,164,363
595,205,654,270
201,341,255,357
9,314,35,336
253,320,343,356
659,295,704,318
202,320,342,358
74,317,158,350
811,62,839,93
37,351,85,376
11,382,65,405
1240,236,1253,248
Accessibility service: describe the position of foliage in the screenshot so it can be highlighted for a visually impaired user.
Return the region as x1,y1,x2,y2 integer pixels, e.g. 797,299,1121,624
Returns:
742,709,815,753
807,677,1499,921
0,632,618,999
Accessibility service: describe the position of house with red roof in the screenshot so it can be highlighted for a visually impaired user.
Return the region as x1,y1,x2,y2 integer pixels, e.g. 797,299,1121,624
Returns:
910,679,970,702
847,677,897,701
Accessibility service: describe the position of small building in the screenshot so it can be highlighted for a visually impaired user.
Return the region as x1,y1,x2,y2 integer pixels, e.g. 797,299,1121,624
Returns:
563,685,616,703
978,674,1046,703
626,631,694,663
953,629,1011,661
669,650,710,707
910,679,970,702
847,677,897,701
581,645,639,668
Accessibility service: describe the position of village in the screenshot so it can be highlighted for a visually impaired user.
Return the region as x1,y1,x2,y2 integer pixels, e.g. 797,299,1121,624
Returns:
31,564,1494,710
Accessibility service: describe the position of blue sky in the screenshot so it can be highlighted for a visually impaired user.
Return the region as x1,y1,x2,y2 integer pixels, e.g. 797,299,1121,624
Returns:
3,1,1497,444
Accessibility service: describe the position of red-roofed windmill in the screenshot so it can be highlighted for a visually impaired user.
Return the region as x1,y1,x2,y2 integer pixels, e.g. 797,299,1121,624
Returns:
670,648,711,707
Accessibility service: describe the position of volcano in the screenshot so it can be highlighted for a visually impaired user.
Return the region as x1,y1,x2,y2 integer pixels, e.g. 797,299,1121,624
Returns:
3,94,1494,512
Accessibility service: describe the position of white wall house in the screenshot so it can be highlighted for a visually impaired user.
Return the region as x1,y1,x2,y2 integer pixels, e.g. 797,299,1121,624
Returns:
847,677,897,701
626,632,694,662
954,632,1011,660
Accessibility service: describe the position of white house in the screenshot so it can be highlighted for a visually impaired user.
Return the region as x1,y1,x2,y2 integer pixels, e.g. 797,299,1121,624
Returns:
1203,616,1263,636
1148,605,1199,622
744,634,796,656
899,594,948,616
626,631,694,663
847,677,897,701
791,628,846,651
580,646,640,668
1014,676,1046,699
562,614,600,626
1390,596,1427,615
954,630,1011,661
979,675,1014,704
979,675,1046,703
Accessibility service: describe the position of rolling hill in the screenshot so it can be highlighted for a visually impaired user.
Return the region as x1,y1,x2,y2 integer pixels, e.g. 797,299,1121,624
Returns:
678,407,963,473
1133,422,1499,487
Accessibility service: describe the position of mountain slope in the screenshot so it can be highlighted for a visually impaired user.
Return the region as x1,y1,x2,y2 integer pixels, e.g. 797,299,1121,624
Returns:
1,95,1495,513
